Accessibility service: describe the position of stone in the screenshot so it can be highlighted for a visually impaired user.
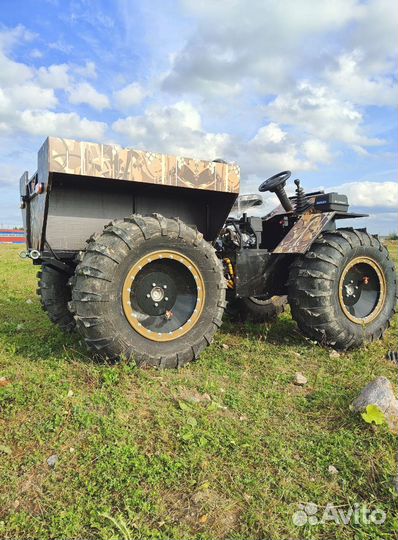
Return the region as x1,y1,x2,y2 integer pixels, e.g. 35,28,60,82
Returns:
328,465,338,475
329,350,341,358
351,377,398,433
47,454,58,468
294,372,308,386
26,299,33,304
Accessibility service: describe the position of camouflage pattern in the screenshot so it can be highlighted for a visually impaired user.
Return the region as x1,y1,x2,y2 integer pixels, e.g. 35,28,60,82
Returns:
45,137,240,193
273,211,335,254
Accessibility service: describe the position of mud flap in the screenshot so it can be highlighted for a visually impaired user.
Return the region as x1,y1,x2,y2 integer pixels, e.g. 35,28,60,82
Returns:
273,212,335,254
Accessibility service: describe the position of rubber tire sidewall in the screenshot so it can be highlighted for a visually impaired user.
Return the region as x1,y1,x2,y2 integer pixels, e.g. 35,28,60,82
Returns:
89,237,223,361
328,245,396,344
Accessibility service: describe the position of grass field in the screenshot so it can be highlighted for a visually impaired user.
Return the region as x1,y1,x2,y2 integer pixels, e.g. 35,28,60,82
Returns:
0,243,397,540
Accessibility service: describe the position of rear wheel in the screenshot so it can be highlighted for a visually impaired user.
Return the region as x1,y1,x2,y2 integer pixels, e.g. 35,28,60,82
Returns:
37,265,75,332
288,229,397,350
227,295,287,323
70,214,226,368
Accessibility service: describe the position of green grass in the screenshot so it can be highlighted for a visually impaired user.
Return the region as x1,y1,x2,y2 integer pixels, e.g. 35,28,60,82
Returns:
0,243,397,540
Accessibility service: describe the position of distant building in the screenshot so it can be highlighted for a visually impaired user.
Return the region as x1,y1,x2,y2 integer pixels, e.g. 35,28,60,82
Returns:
0,229,26,244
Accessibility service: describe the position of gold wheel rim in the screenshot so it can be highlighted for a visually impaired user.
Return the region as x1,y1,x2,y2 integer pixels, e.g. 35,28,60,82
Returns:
122,250,205,342
338,256,386,324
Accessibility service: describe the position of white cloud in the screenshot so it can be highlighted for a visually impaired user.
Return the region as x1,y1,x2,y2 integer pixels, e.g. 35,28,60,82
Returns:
0,26,110,147
48,39,73,54
331,181,398,208
266,82,383,148
241,125,324,179
0,24,35,51
17,110,107,140
251,123,286,145
74,61,97,79
350,0,397,69
114,82,147,109
0,51,33,85
113,101,230,158
164,0,363,94
30,48,43,59
0,82,58,130
113,102,333,184
37,64,70,88
68,82,110,110
161,0,395,168
302,139,331,164
11,84,58,109
325,50,396,107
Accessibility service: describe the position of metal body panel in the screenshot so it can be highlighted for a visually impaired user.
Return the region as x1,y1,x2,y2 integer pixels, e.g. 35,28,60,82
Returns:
273,211,335,254
28,142,50,249
45,175,236,250
235,250,271,297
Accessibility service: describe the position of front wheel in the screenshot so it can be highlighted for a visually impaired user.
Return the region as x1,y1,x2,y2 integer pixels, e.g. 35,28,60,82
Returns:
288,229,397,350
70,214,226,368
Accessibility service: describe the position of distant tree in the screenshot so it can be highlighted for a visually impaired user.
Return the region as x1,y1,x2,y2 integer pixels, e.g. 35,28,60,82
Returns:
387,232,398,240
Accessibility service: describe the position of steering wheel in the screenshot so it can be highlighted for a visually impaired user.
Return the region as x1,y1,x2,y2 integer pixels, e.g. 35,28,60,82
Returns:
258,170,291,193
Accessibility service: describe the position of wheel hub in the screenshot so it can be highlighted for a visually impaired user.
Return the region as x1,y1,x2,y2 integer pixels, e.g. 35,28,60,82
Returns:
122,250,205,342
343,282,356,299
134,271,176,316
150,286,165,303
339,256,386,324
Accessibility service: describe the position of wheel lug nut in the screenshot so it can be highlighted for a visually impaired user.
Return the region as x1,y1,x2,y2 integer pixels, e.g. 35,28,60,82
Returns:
146,293,150,298
165,297,169,301
154,302,158,307
163,285,167,289
152,283,156,287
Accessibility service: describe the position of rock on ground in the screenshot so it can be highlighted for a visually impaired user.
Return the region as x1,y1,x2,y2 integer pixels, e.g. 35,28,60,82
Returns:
47,454,58,468
328,465,338,475
352,376,398,433
294,372,308,386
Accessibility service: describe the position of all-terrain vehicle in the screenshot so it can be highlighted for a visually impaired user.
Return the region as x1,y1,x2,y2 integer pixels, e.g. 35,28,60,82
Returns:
20,137,397,368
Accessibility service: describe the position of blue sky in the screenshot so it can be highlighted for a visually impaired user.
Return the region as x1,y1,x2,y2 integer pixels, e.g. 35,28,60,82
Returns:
0,0,396,233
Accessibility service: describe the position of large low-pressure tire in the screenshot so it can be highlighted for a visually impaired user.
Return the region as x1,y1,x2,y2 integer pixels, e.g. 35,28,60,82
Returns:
69,214,226,368
288,229,397,350
226,295,287,323
37,265,75,332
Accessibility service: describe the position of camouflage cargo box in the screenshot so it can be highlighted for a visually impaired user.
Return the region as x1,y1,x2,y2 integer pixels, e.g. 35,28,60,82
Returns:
20,137,240,252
